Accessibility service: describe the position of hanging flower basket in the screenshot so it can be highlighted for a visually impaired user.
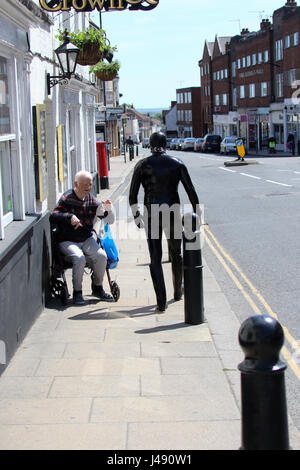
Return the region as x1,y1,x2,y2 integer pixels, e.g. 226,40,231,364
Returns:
90,60,120,82
77,43,103,66
95,69,118,81
57,27,107,67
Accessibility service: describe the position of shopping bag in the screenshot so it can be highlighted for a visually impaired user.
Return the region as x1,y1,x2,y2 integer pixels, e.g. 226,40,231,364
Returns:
100,223,119,269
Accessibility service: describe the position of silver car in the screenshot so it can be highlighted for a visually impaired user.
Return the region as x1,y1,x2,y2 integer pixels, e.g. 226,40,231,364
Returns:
220,137,238,155
176,138,185,150
182,138,197,151
170,138,178,150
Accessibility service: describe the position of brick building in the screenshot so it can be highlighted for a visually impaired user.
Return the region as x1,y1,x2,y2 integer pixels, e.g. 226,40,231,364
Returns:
211,35,234,137
198,41,214,134
271,0,300,150
230,22,274,150
198,0,300,152
176,87,202,138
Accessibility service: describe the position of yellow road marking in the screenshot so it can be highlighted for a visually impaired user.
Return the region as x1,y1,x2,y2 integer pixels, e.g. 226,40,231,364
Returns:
203,225,300,381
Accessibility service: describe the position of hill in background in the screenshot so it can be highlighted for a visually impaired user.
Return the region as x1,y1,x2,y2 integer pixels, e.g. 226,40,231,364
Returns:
137,108,164,116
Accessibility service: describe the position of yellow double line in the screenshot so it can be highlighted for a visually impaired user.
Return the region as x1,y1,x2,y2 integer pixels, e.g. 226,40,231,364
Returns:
203,224,300,381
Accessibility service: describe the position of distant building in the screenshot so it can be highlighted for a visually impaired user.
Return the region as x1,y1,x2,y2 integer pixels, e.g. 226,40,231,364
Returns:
197,0,300,152
176,87,202,137
163,101,178,138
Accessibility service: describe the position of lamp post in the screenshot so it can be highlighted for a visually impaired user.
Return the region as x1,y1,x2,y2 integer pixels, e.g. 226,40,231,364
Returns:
47,30,80,95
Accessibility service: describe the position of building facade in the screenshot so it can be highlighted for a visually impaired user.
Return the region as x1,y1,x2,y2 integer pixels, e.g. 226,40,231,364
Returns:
199,41,214,134
0,0,102,374
198,0,300,152
176,87,202,137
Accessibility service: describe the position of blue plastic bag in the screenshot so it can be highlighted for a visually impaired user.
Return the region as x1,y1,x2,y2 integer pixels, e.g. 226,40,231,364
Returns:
100,223,119,269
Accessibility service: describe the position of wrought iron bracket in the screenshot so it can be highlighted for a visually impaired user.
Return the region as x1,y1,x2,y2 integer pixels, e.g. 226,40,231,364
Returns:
47,73,69,95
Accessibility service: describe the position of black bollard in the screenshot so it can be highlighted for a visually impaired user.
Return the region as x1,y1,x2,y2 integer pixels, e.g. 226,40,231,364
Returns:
182,212,204,325
238,315,290,450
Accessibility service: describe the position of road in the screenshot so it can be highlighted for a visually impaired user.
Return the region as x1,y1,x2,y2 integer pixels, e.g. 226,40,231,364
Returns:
176,149,300,434
114,147,300,434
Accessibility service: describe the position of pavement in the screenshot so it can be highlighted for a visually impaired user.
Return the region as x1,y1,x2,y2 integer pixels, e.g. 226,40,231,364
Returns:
0,148,299,451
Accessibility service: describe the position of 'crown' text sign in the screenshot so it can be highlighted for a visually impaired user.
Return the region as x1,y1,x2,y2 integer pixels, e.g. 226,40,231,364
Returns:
39,0,159,12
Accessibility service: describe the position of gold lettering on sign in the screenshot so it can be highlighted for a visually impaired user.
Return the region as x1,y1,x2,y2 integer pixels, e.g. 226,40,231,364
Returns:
108,0,124,8
61,0,71,10
73,0,87,10
39,0,159,12
39,0,62,11
88,0,105,9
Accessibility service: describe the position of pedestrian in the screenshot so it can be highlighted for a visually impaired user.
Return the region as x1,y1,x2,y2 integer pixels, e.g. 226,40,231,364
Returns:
268,136,276,154
129,131,200,312
50,170,115,305
126,136,134,160
287,133,295,155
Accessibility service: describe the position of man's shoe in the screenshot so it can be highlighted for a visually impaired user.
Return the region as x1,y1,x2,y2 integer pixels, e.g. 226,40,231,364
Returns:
73,290,86,306
156,302,168,312
92,285,114,302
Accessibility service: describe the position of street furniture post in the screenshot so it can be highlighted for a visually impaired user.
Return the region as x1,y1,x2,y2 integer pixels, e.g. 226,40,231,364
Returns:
182,212,204,325
96,141,109,189
238,315,290,450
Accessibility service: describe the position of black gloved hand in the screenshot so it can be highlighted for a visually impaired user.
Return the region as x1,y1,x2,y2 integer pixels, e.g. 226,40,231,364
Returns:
134,211,144,229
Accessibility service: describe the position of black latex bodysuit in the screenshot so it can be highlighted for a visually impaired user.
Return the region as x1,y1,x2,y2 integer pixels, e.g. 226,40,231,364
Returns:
129,152,199,310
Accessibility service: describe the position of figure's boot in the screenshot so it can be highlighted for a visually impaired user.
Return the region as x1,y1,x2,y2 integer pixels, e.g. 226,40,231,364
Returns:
149,263,167,312
172,261,183,301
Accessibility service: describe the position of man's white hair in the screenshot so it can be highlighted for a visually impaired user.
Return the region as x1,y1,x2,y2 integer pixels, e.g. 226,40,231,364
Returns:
74,170,92,183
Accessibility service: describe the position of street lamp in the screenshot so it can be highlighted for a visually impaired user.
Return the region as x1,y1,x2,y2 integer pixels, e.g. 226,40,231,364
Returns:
47,30,80,95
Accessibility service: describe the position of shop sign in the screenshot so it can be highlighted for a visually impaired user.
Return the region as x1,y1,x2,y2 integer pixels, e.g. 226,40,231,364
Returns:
39,0,159,12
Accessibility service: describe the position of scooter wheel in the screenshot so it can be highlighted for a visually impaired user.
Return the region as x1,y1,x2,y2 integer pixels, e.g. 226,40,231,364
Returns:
111,281,120,302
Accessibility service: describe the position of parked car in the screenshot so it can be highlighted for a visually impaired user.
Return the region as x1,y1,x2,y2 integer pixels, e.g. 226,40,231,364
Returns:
194,138,204,152
220,137,238,155
201,134,222,153
182,137,197,151
170,138,178,150
176,138,185,150
142,138,150,148
166,138,172,149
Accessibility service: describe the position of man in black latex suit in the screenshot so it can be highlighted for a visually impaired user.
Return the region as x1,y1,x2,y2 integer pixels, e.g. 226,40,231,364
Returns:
129,132,200,312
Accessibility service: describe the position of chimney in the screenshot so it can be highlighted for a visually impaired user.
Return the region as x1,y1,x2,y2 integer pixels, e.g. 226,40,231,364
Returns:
285,0,297,6
241,28,249,36
260,19,272,30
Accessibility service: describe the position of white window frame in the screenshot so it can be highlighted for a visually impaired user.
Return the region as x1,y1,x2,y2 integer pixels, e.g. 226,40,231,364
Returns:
285,35,291,49
276,40,283,61
276,73,284,98
240,85,245,99
0,50,25,239
249,83,256,98
288,69,296,87
293,32,299,46
264,50,269,63
261,82,268,97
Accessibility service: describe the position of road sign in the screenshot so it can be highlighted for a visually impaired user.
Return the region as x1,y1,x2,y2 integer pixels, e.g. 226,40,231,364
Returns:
236,138,246,159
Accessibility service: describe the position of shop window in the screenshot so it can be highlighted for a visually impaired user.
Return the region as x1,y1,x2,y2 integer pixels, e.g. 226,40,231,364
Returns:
0,141,13,228
0,57,11,135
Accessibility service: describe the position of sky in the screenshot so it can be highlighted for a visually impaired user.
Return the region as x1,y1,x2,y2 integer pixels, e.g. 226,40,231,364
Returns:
91,0,287,110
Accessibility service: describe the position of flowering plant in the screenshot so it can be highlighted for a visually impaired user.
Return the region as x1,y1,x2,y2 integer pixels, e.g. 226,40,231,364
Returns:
57,27,106,52
90,60,120,75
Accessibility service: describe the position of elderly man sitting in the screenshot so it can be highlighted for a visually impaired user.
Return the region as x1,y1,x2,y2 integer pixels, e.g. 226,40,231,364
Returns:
50,170,115,305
